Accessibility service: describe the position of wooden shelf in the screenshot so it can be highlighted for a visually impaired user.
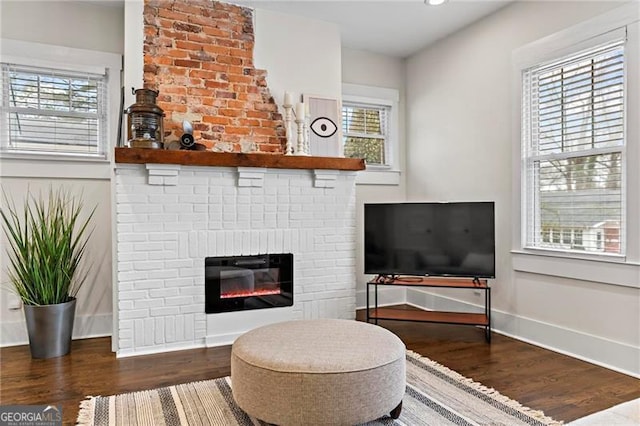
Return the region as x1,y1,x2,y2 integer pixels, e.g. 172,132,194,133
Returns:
366,276,492,342
369,307,489,326
372,277,488,289
115,148,365,171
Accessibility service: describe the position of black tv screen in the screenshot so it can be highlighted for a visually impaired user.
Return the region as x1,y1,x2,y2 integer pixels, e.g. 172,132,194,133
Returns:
364,202,495,278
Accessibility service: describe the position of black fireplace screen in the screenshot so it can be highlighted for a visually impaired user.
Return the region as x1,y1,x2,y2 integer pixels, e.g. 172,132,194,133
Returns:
205,253,293,313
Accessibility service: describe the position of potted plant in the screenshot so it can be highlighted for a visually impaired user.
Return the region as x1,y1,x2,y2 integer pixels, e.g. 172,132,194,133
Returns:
1,187,95,359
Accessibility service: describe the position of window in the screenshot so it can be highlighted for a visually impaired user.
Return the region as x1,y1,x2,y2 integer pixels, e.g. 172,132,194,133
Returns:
341,83,400,185
522,39,625,256
342,102,389,166
573,229,584,248
0,39,120,169
513,4,639,287
1,64,108,158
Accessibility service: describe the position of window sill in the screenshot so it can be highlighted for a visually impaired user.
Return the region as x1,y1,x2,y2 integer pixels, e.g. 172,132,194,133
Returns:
355,168,401,186
0,155,111,180
511,249,640,289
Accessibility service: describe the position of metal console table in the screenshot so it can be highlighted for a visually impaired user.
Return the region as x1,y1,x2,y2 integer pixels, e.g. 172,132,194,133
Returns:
366,276,491,343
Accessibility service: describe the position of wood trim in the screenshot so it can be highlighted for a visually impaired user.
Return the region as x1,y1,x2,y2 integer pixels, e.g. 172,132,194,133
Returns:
115,148,366,171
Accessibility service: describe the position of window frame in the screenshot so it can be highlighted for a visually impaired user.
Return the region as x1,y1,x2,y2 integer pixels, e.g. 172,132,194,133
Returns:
521,39,626,258
511,4,640,289
2,63,108,159
342,83,400,186
342,99,392,168
0,39,121,179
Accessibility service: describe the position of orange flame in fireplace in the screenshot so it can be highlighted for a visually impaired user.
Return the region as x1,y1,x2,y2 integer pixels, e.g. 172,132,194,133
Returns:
220,288,281,299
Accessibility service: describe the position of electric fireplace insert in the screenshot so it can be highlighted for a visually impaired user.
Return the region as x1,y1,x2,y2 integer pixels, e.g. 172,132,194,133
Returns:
205,253,293,313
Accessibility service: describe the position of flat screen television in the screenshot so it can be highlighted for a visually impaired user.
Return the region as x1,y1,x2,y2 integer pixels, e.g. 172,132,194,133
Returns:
364,202,495,278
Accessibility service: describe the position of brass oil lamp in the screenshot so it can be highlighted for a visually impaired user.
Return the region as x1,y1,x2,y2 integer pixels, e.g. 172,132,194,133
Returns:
126,88,165,149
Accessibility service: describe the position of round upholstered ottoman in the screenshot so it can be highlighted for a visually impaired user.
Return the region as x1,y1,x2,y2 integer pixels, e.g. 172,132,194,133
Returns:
231,319,406,425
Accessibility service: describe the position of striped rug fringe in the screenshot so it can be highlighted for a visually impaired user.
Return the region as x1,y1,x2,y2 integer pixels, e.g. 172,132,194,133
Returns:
77,396,98,426
406,350,563,425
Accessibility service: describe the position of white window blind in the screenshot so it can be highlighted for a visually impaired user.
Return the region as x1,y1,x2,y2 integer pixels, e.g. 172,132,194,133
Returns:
522,39,625,255
342,102,389,166
1,63,108,158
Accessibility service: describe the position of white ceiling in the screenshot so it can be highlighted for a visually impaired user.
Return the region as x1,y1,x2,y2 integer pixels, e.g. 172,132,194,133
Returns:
232,0,511,58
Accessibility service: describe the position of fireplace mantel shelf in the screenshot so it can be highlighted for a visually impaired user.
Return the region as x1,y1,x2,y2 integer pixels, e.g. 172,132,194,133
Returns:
115,148,365,171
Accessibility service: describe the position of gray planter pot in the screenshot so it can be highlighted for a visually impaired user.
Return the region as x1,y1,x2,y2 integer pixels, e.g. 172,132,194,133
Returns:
23,298,77,359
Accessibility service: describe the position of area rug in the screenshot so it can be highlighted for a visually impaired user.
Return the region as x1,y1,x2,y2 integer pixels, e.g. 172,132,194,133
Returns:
77,350,562,425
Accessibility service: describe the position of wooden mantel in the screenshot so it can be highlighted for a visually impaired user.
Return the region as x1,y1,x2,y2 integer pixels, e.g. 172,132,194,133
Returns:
115,148,365,171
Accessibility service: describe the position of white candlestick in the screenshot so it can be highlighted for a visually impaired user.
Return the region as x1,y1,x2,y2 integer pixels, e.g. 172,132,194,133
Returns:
294,117,308,156
283,105,294,155
284,91,293,107
296,102,305,119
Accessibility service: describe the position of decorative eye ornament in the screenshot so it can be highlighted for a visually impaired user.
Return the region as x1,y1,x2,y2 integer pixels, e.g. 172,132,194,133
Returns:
310,117,338,138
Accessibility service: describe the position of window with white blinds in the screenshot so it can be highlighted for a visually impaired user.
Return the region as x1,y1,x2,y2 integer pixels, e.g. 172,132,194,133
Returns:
1,63,108,158
342,102,390,166
522,39,625,255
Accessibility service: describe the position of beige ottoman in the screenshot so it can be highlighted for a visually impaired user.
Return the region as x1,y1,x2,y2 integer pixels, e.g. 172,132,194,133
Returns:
231,319,406,425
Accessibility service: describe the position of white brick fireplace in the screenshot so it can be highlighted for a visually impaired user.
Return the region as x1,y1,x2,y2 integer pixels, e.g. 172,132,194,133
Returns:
113,162,357,357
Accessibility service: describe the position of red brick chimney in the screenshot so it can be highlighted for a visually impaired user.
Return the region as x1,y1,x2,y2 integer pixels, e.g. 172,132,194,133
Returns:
143,0,287,153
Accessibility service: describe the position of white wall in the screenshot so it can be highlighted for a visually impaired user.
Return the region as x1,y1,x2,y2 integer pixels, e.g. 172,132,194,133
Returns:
0,0,123,54
0,1,124,346
406,1,638,375
253,9,342,109
341,47,407,308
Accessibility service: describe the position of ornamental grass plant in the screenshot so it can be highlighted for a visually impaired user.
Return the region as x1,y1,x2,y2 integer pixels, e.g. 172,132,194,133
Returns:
1,187,95,306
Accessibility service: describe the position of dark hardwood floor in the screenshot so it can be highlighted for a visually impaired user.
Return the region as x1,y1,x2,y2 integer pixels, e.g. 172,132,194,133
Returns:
1,306,639,425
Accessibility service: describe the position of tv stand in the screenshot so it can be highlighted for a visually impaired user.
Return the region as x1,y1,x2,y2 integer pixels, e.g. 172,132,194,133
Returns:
366,276,491,343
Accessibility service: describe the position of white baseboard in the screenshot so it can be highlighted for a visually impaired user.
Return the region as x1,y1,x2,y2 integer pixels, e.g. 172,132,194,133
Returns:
205,332,241,348
0,313,112,347
355,286,406,310
406,288,640,378
116,340,206,358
